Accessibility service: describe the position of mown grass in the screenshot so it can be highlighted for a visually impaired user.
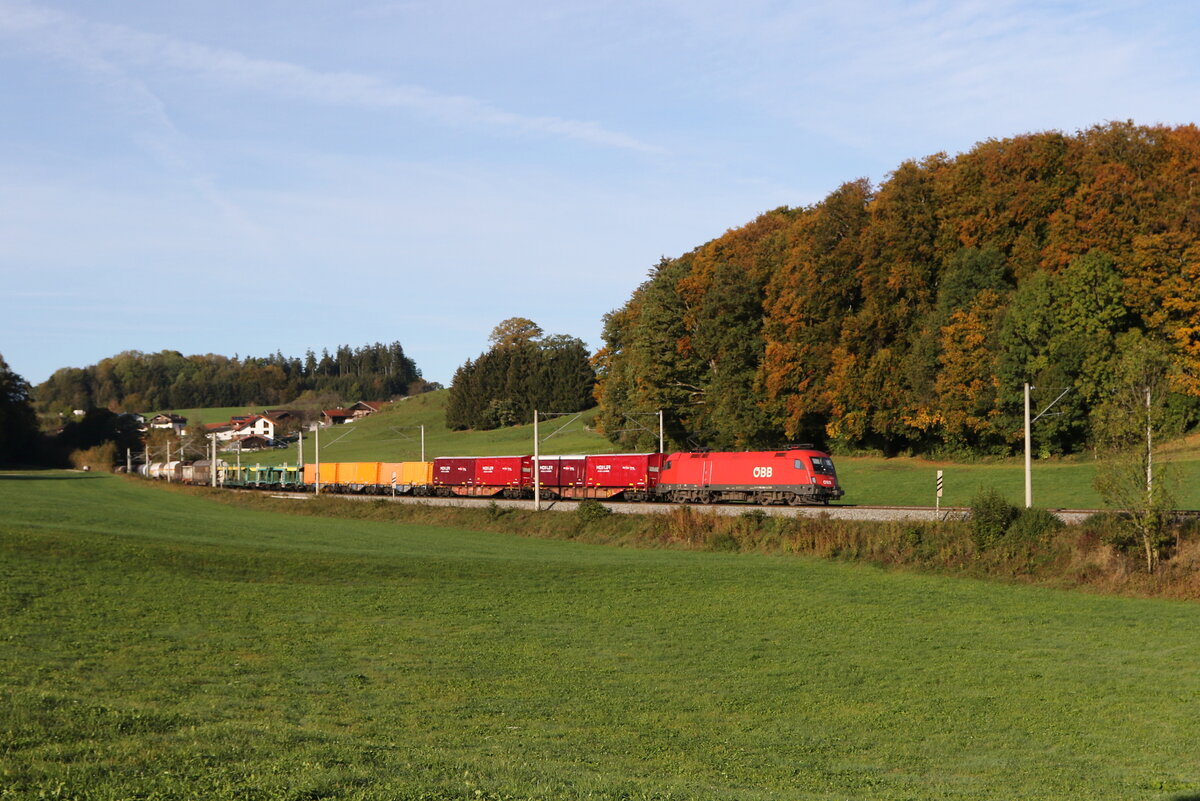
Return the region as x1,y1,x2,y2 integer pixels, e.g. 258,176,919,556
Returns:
240,391,611,467
3,471,1200,799
834,453,1200,509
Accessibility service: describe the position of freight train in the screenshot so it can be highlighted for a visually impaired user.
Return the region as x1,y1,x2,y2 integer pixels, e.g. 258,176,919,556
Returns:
138,447,844,505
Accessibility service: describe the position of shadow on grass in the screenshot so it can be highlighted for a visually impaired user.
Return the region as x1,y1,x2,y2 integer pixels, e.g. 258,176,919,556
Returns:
0,470,107,480
1172,795,1200,800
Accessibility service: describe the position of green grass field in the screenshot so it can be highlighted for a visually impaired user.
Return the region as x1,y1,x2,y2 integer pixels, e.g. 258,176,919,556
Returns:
228,392,613,467
834,453,1200,509
3,471,1200,799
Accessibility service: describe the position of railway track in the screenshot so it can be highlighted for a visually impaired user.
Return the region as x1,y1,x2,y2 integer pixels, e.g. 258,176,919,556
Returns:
250,490,1150,524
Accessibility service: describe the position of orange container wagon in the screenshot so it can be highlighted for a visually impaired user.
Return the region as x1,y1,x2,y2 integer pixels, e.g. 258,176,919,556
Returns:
379,462,405,487
345,462,382,487
304,462,345,485
400,461,433,487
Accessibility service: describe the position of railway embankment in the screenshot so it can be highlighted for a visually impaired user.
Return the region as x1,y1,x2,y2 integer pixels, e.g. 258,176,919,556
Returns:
256,490,1099,524
191,479,1200,601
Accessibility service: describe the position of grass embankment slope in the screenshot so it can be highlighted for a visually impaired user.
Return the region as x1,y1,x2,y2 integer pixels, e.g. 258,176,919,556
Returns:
838,452,1200,510
219,390,1200,509
3,471,1200,800
234,391,612,467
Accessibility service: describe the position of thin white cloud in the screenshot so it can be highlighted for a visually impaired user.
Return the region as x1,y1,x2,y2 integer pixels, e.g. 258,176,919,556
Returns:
0,1,267,240
0,0,660,154
654,0,1196,163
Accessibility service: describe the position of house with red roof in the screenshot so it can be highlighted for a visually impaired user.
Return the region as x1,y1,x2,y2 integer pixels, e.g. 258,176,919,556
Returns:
349,400,388,420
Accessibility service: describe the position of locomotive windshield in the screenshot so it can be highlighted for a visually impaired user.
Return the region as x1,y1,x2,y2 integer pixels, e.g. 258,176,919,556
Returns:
808,456,835,475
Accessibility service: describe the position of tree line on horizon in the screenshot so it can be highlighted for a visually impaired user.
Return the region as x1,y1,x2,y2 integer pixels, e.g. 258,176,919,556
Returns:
34,341,425,415
594,121,1200,456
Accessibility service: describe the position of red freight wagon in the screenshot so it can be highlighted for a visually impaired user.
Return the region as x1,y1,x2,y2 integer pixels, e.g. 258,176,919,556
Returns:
472,456,532,497
534,455,587,498
433,457,475,495
657,449,843,505
533,456,585,487
583,453,663,500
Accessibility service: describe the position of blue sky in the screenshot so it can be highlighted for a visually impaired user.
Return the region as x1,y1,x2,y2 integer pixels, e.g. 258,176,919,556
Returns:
2,0,1197,388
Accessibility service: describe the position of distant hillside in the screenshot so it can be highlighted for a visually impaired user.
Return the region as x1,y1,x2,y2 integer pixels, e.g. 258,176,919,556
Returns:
219,390,611,466
596,121,1200,457
35,342,425,414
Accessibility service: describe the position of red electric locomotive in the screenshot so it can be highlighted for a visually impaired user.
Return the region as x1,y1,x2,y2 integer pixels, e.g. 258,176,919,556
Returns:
656,447,843,505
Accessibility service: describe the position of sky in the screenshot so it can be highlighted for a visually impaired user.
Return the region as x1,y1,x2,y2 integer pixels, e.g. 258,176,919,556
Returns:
2,0,1198,389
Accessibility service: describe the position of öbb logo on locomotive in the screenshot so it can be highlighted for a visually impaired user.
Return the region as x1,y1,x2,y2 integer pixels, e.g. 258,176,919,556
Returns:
140,447,843,506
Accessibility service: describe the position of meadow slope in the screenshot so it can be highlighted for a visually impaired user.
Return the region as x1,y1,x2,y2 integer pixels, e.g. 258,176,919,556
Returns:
3,472,1200,799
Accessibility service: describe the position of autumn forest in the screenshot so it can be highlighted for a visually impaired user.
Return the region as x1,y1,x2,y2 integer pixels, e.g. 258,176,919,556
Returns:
593,122,1200,457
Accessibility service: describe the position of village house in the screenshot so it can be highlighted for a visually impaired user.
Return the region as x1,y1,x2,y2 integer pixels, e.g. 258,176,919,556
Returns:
231,414,277,442
349,401,387,420
322,408,353,426
221,434,272,452
204,422,235,441
148,413,187,434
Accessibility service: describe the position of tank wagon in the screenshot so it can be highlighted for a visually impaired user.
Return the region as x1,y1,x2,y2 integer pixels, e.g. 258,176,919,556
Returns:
139,447,843,506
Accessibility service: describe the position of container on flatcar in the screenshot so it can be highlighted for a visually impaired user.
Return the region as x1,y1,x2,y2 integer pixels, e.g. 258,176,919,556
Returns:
433,457,476,495
303,462,344,486
583,453,663,500
533,455,587,496
376,461,433,494
473,456,532,497
343,462,382,490
379,462,404,490
657,448,843,505
401,461,433,489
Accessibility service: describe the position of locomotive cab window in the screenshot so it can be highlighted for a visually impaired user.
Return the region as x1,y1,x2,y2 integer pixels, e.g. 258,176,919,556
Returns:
809,456,835,475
